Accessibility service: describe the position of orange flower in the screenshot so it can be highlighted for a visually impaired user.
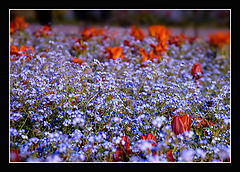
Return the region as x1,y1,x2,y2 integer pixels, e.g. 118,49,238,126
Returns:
19,46,34,55
130,25,145,41
71,58,85,65
148,25,171,43
150,41,168,56
13,17,28,32
123,40,137,54
140,133,157,146
168,34,186,47
10,22,15,34
34,25,51,37
139,48,161,64
81,27,106,41
19,46,34,62
148,25,170,59
72,39,88,53
148,25,165,37
191,64,202,80
105,47,124,60
140,133,157,155
81,27,95,40
139,47,149,63
10,45,34,62
10,45,20,56
197,117,214,128
123,39,138,48
208,32,230,48
171,114,191,135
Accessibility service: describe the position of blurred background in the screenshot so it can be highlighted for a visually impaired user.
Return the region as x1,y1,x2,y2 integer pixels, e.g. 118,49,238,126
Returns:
10,10,230,28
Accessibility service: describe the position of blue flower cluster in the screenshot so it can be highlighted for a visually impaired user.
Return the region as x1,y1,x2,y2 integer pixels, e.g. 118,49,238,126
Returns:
10,25,230,162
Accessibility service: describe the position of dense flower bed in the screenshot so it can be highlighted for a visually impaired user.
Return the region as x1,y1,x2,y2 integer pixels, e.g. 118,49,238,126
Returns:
10,18,230,162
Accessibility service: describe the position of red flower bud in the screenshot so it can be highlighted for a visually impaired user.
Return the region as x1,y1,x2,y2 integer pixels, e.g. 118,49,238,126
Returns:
191,64,202,80
166,149,175,162
171,114,192,135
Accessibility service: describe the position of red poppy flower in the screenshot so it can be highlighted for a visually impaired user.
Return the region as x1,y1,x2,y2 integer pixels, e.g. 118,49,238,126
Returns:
171,114,192,135
191,63,202,80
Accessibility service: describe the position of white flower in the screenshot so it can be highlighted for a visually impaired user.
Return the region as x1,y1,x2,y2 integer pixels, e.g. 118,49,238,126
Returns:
219,147,230,161
152,116,166,128
196,148,206,159
181,149,195,162
184,130,194,138
137,140,153,152
46,154,62,162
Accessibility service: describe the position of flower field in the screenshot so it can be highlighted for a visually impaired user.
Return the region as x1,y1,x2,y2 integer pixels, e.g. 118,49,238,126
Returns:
10,17,230,162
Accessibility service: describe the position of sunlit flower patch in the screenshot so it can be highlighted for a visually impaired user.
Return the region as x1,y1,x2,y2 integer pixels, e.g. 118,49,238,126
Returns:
9,21,230,162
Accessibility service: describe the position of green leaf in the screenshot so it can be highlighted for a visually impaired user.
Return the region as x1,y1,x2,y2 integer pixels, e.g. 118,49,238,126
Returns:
32,151,38,158
195,128,202,136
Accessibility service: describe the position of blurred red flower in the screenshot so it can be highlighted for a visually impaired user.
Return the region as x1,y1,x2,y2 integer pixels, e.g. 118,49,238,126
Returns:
188,35,198,44
150,41,168,56
72,38,88,53
10,45,20,57
10,16,28,34
34,25,51,37
171,114,192,135
208,32,230,48
105,47,124,60
168,33,186,47
71,58,85,65
166,149,175,162
130,25,145,41
191,63,202,80
139,48,161,64
10,149,21,162
140,133,157,146
148,25,171,43
197,117,214,128
10,45,34,62
114,136,131,161
81,27,106,41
